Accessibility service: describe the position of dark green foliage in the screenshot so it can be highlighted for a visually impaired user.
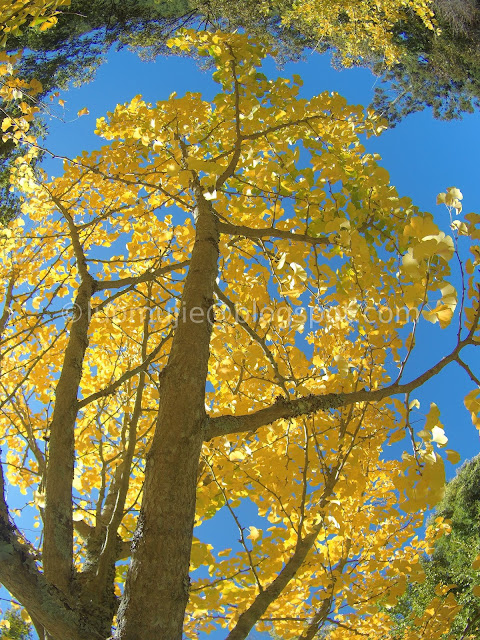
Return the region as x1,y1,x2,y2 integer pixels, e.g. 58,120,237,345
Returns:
372,0,480,125
0,103,46,227
0,103,33,227
0,609,32,640
0,125,22,226
389,456,480,639
6,1,194,93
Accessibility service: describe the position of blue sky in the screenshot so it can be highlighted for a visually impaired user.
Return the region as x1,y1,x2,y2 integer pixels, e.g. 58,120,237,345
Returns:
15,38,480,638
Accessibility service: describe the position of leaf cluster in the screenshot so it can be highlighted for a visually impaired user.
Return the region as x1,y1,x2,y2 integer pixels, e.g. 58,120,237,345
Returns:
0,609,32,640
0,0,459,229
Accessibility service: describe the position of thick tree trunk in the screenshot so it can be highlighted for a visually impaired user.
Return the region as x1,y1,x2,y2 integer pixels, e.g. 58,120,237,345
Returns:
115,191,219,639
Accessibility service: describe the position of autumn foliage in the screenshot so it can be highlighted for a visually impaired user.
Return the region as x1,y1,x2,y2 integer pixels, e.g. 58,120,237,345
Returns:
0,0,70,46
0,20,480,640
281,0,437,64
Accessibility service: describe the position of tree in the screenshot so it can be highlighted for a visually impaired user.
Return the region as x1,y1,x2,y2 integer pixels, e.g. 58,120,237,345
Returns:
4,0,436,90
0,0,443,226
0,28,480,640
280,0,436,66
387,455,480,640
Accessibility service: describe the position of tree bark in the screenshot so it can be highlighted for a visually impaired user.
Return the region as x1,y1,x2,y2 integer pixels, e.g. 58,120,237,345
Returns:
115,190,219,640
43,276,95,593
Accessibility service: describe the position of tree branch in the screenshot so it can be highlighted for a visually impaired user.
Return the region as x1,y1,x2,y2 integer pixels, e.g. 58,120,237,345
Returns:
241,113,349,143
455,356,480,387
205,307,480,440
95,261,189,292
77,329,172,409
41,189,99,592
225,468,344,640
214,46,242,190
74,519,131,561
297,548,351,640
217,220,330,246
214,284,288,395
0,272,15,338
93,305,152,598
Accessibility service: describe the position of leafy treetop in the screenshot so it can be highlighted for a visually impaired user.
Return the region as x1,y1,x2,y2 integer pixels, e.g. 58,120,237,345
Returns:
372,0,480,125
0,0,444,228
281,0,436,65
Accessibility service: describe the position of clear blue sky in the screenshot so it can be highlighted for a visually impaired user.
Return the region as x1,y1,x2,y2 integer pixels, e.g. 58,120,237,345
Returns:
26,39,480,639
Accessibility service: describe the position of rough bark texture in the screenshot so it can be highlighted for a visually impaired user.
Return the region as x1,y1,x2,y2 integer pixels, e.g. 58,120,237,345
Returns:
115,191,219,639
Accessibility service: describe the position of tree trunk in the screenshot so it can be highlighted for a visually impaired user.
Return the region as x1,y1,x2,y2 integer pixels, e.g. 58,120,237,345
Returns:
115,190,219,639
44,276,95,593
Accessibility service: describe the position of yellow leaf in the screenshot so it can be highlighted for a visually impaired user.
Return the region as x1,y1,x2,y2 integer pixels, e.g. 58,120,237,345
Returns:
431,426,448,447
1,117,12,132
334,355,349,377
20,609,31,623
448,187,463,201
247,526,261,541
445,450,461,465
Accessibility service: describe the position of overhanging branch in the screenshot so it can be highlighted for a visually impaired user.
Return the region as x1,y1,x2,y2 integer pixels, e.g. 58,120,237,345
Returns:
204,304,480,440
217,221,330,246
